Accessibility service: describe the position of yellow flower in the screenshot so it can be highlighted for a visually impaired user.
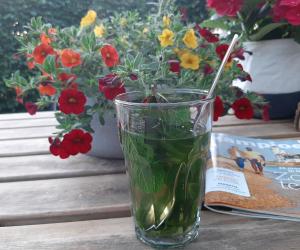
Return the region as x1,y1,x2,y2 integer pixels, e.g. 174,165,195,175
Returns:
182,29,198,49
120,18,127,27
94,24,105,37
180,52,200,70
143,27,149,33
225,61,233,71
80,10,97,28
163,16,171,27
158,29,174,47
174,48,189,57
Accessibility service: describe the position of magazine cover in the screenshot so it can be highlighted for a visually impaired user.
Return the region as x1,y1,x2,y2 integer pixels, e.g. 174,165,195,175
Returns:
205,133,300,221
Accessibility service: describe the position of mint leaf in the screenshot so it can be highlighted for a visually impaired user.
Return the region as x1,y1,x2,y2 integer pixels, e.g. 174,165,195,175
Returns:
122,132,164,193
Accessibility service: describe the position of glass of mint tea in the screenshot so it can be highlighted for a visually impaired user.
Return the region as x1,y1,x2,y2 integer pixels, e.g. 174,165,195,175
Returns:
115,89,213,248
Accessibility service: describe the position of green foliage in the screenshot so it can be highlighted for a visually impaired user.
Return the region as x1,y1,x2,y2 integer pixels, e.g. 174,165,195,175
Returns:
0,0,149,114
0,0,207,113
122,129,209,234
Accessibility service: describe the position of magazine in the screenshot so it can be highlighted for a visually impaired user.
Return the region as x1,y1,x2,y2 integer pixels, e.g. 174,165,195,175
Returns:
205,133,300,221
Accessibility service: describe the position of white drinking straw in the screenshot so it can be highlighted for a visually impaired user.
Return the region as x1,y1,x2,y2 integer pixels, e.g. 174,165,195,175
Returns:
207,34,240,98
193,34,240,131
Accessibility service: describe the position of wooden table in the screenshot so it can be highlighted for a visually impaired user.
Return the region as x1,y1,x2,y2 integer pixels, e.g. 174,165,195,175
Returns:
1,111,300,250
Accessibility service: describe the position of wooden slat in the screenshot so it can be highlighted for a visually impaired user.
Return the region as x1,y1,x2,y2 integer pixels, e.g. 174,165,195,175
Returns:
213,122,300,139
0,122,297,141
1,122,299,157
0,118,57,129
0,111,55,121
0,138,49,157
1,212,300,250
0,126,56,141
0,175,130,226
215,115,291,127
0,155,124,182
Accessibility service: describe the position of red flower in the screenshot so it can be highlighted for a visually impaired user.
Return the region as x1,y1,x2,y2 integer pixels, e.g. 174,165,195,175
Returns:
58,73,78,89
58,89,86,114
236,64,252,82
232,98,254,119
195,25,219,43
237,63,243,70
49,137,70,159
61,49,82,68
216,44,246,62
100,45,119,67
213,96,225,121
284,5,300,25
216,44,230,61
25,102,38,115
168,60,181,74
38,83,57,96
262,104,270,121
231,48,245,60
129,74,138,80
40,32,51,45
273,0,300,25
33,44,55,64
62,129,93,155
99,74,126,100
207,0,243,16
203,64,214,75
280,0,300,7
58,73,77,83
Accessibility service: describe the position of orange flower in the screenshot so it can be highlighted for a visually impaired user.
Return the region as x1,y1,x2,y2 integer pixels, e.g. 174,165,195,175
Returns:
61,49,82,68
15,86,23,103
100,45,119,67
48,28,57,35
26,54,35,70
33,44,55,64
27,61,35,70
40,33,51,45
38,83,57,96
15,86,23,96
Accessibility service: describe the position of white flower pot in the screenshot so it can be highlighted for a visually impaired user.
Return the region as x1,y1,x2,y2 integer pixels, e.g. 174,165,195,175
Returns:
234,39,300,119
86,98,123,159
87,111,123,159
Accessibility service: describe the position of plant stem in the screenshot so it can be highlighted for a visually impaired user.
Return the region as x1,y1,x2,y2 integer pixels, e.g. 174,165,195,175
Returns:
237,11,248,40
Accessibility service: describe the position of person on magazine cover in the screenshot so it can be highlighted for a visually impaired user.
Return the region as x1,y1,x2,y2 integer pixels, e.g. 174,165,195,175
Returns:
243,147,265,174
228,146,245,171
271,146,300,162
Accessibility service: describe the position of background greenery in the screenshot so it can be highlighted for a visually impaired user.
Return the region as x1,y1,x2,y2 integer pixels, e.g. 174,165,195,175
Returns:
0,0,207,113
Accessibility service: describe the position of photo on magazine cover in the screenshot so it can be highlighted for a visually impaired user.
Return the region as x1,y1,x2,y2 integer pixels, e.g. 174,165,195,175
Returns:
205,133,300,219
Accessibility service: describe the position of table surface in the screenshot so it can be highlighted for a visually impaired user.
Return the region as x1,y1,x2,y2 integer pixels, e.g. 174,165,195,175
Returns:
0,111,300,250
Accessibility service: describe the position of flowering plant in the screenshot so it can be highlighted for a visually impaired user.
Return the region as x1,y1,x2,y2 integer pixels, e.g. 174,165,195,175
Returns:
6,0,266,159
204,0,300,43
